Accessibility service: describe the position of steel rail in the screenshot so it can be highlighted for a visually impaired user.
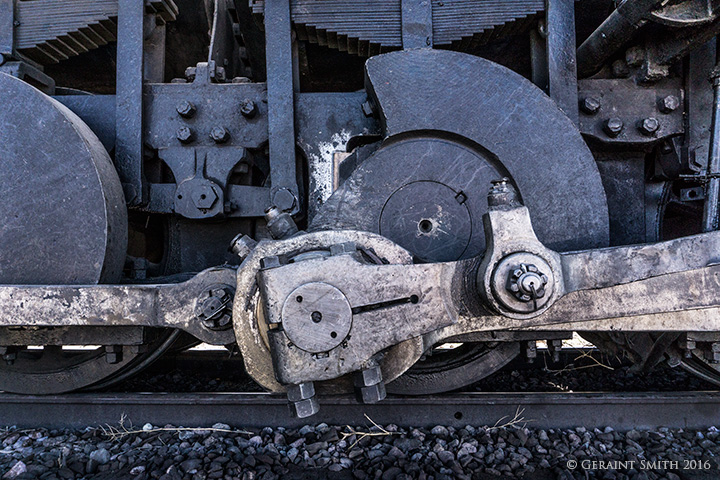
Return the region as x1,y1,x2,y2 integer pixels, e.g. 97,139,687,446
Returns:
1,391,719,430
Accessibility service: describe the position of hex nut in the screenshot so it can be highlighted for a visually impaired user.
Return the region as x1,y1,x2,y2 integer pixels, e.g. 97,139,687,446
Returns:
354,365,383,388
210,126,230,143
357,382,387,404
240,99,258,118
192,185,218,209
580,97,601,115
272,188,297,212
176,100,196,118
659,95,680,114
638,117,660,136
603,118,624,137
176,126,195,144
287,382,316,402
289,396,320,418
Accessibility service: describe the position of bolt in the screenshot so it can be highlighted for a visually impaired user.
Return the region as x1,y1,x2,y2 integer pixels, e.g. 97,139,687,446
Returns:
185,66,197,82
548,339,563,363
272,188,297,212
104,345,122,364
354,365,386,404
526,341,537,363
362,100,375,117
287,382,320,418
240,99,257,118
638,117,660,136
603,118,624,137
229,234,258,260
176,100,196,118
210,126,230,143
176,126,195,144
488,178,520,208
170,78,188,84
580,97,601,115
659,95,680,114
680,338,696,358
232,77,251,84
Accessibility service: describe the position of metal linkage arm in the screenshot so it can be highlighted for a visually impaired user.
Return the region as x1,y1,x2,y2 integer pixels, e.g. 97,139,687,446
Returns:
0,268,237,345
256,180,720,394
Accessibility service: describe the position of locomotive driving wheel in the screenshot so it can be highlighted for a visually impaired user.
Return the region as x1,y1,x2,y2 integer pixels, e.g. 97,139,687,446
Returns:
0,72,176,394
302,49,610,395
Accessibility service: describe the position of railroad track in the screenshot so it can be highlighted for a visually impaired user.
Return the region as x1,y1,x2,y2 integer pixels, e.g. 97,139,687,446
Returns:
2,391,719,430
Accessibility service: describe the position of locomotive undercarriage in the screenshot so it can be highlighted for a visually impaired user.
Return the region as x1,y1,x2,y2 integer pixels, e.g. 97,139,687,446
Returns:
2,0,720,416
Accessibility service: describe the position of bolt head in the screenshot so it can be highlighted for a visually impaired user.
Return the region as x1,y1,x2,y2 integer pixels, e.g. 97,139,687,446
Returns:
210,126,230,143
176,100,196,118
287,382,316,402
639,117,660,135
229,234,258,259
354,366,383,388
176,126,195,144
580,97,601,114
192,184,218,209
289,397,320,418
659,95,679,113
272,188,297,212
357,382,387,404
603,118,624,137
240,99,257,118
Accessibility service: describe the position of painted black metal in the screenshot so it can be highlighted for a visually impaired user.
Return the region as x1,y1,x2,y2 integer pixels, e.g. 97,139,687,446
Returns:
0,0,14,61
702,65,720,232
263,0,299,212
116,0,146,205
313,49,609,255
401,0,433,49
2,392,720,430
0,72,127,284
545,0,578,124
55,95,117,152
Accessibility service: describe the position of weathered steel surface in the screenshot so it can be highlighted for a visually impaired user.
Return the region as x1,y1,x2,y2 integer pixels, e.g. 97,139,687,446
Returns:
313,49,609,256
1,392,719,430
0,72,127,284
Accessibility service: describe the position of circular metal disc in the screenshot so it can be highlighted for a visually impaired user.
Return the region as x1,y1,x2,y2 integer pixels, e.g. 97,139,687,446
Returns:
380,181,472,262
282,282,352,353
0,73,127,284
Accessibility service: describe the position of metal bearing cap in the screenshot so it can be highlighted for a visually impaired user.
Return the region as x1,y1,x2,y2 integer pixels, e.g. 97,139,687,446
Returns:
491,253,556,315
281,282,352,353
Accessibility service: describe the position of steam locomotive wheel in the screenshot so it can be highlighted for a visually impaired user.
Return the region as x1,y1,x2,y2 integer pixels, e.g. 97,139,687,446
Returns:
0,72,172,394
310,50,610,395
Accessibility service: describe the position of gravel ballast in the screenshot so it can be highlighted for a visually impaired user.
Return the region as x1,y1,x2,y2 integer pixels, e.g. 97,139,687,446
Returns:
2,421,719,479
